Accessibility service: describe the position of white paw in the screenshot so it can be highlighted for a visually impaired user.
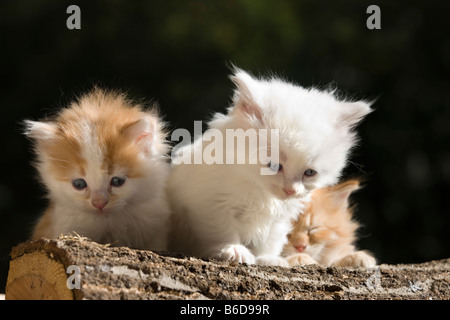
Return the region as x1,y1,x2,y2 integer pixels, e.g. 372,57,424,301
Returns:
218,244,256,264
256,255,289,267
285,253,318,266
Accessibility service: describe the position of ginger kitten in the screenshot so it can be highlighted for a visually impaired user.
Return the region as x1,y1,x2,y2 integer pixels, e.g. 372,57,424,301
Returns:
24,88,171,250
282,179,376,267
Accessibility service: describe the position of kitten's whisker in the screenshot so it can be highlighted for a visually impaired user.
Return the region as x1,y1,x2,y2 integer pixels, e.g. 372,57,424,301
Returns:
47,157,72,164
347,160,367,174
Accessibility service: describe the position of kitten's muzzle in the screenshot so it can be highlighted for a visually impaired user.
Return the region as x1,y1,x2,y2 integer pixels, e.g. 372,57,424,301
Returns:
295,245,307,253
283,188,296,196
92,198,108,210
91,191,109,210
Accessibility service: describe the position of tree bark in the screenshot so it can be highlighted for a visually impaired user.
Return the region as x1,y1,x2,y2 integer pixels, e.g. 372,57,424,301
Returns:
5,235,450,300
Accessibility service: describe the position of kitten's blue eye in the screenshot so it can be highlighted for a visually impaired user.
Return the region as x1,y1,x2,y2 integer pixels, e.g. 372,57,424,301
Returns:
304,169,317,177
110,176,126,187
268,162,282,172
72,178,87,190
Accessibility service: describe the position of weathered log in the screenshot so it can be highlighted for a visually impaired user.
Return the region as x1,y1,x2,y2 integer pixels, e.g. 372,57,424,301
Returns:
5,235,450,300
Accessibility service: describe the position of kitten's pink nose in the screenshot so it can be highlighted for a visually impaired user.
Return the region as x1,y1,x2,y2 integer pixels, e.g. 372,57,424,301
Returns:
295,245,307,253
92,199,108,210
283,188,296,196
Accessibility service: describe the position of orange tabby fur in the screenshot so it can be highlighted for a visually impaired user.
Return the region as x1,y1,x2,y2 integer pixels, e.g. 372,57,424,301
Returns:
32,205,53,239
35,89,167,183
282,179,376,267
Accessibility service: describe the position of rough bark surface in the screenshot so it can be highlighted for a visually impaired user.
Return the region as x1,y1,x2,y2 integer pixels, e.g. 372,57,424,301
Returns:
5,236,450,300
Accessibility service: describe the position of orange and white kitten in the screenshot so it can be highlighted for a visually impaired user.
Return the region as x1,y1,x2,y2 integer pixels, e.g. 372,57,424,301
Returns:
282,179,376,267
24,88,171,251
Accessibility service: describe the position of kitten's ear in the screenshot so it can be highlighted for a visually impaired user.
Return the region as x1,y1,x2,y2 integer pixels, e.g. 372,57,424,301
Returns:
328,180,361,210
123,117,157,154
337,101,373,128
229,69,264,125
23,120,58,141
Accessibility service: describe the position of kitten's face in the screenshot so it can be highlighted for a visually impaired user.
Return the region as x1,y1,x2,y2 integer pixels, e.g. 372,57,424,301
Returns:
258,146,322,201
26,89,167,216
285,210,334,257
54,161,140,216
259,126,355,200
283,180,360,259
223,130,321,200
226,68,372,200
41,123,150,216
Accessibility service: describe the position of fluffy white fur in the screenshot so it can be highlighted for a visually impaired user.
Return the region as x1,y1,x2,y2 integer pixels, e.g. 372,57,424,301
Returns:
43,161,170,250
167,68,372,266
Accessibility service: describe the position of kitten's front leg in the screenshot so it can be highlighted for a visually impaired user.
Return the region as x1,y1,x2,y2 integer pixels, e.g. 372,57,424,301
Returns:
254,215,293,267
285,253,318,266
217,244,256,264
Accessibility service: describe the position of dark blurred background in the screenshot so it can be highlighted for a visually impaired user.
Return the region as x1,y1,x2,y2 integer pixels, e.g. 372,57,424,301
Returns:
1,0,449,291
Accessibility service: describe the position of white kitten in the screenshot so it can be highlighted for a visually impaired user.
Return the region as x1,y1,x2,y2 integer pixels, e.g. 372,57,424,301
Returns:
25,88,171,251
167,68,372,266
